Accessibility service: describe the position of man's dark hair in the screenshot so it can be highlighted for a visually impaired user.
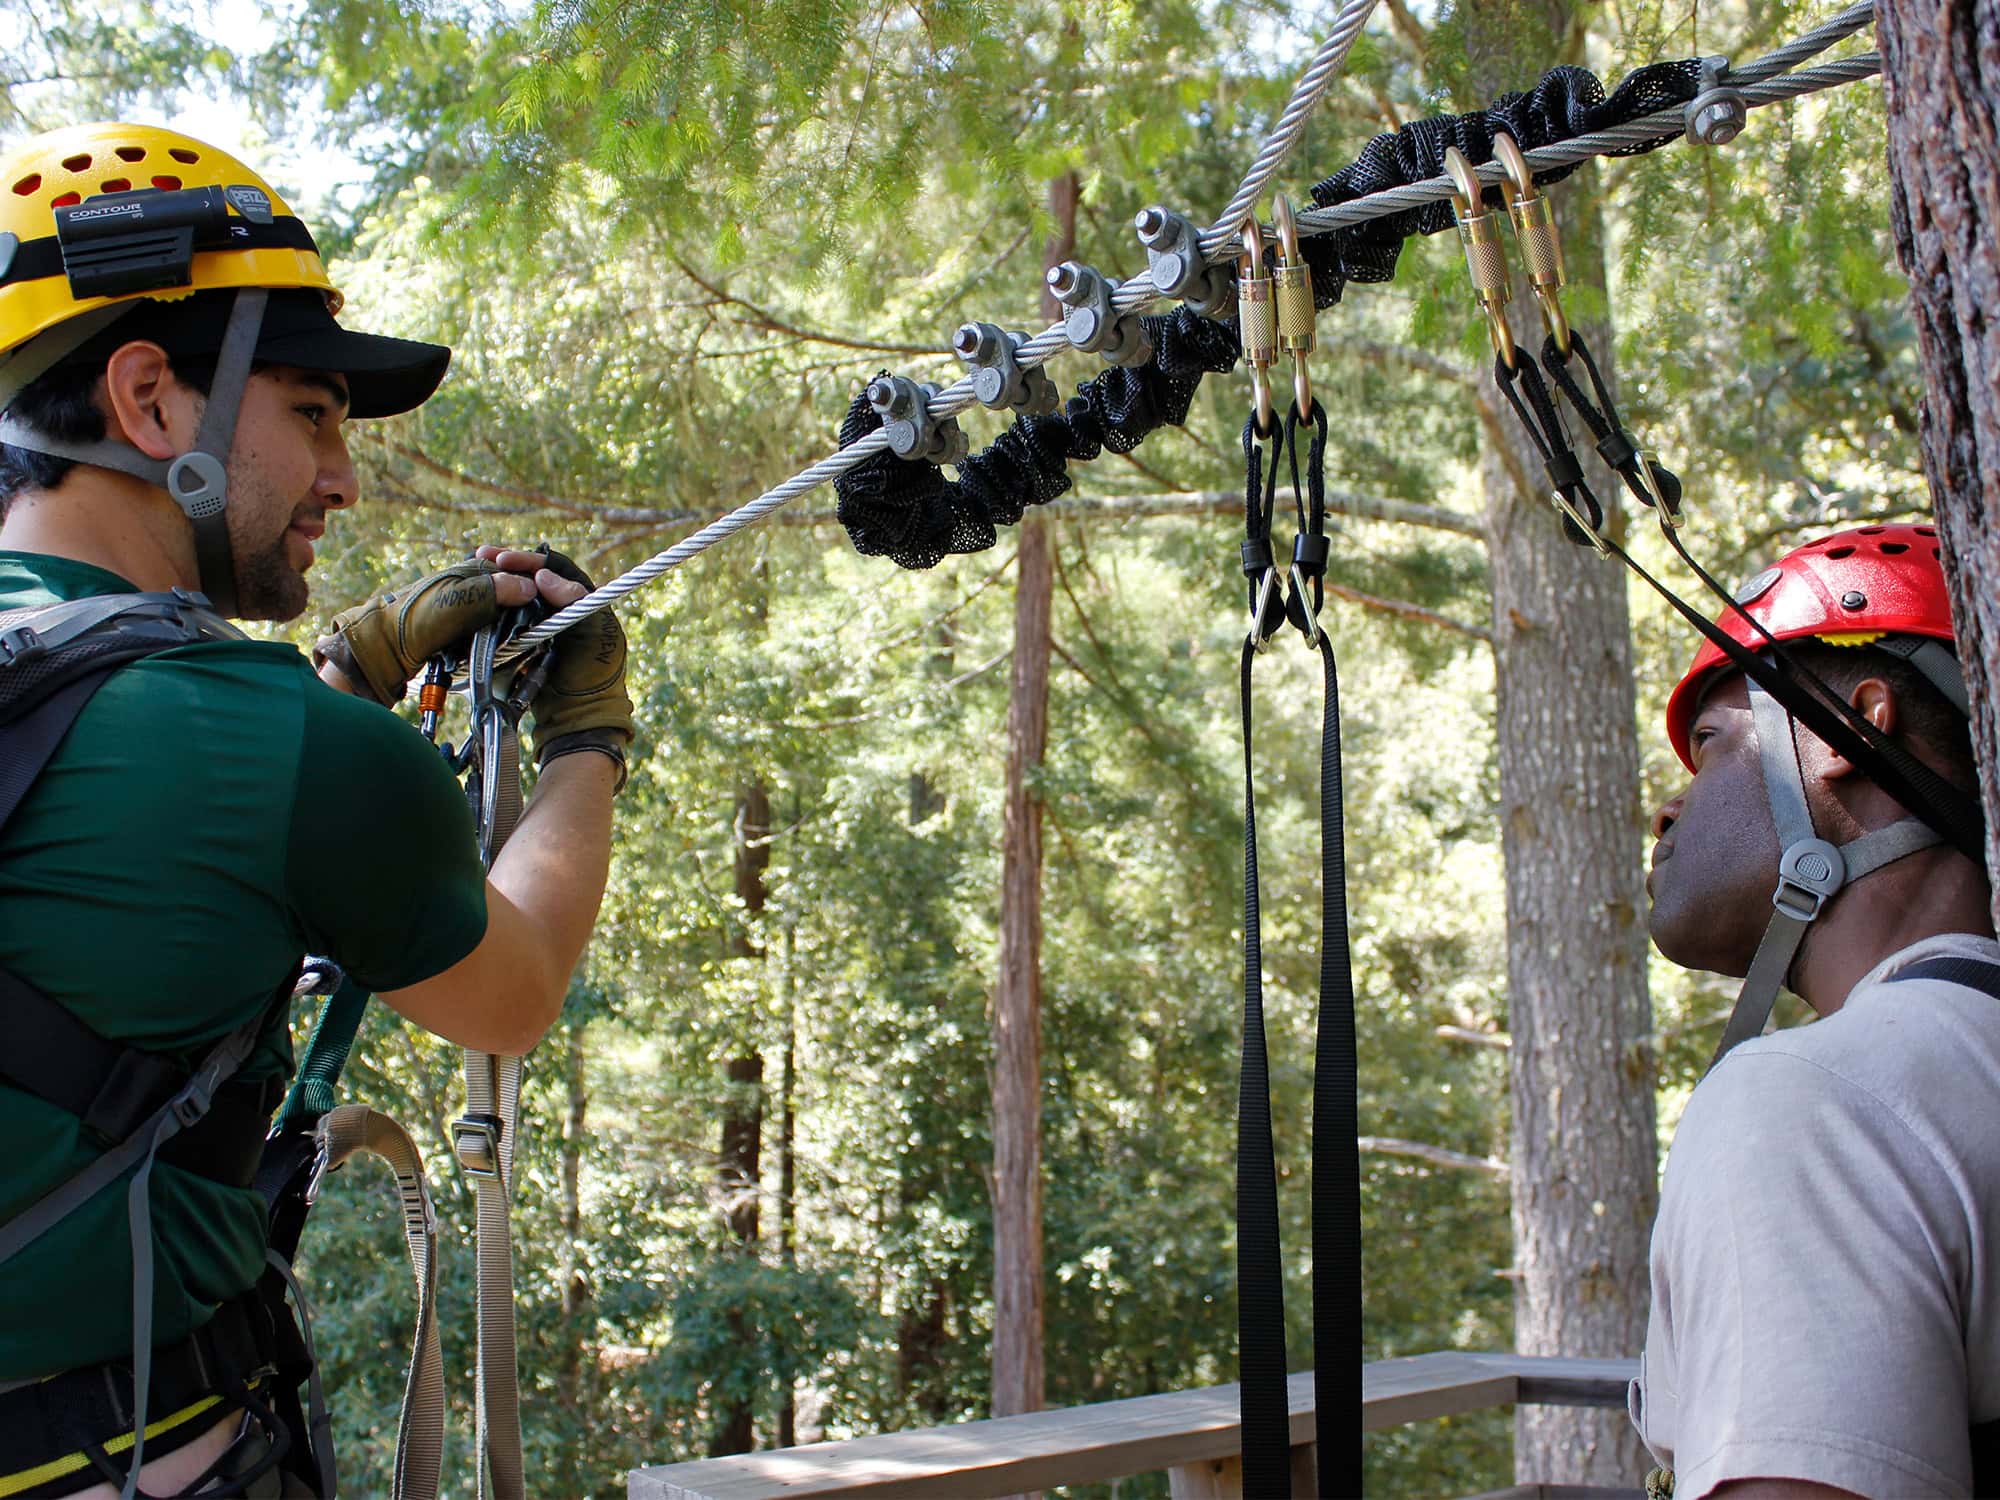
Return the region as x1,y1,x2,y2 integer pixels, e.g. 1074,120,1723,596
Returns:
1787,639,1975,788
0,351,223,517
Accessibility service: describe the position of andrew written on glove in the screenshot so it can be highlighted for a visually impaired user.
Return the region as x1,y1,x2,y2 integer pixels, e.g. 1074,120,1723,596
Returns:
313,559,505,706
528,549,637,791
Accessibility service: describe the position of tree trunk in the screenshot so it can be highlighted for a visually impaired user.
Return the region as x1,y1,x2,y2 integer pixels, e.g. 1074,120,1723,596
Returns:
1462,1,1658,1477
779,921,799,1449
1476,177,1658,1481
712,778,770,1457
1879,0,2000,908
553,1022,592,1490
989,171,1073,1430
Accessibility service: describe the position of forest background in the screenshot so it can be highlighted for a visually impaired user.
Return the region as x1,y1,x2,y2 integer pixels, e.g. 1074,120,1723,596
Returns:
0,0,1926,1492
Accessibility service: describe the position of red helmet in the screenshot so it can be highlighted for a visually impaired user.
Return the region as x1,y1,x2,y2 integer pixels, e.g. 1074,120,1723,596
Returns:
1664,522,1957,771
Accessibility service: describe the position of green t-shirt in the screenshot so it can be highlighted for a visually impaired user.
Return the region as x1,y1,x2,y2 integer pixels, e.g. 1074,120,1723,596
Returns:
0,551,490,1380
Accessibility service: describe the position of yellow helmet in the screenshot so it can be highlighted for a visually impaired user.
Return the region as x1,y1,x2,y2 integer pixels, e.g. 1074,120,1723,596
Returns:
0,122,340,360
0,123,449,617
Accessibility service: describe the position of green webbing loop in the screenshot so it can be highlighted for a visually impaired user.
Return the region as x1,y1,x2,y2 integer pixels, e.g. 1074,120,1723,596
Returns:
277,977,371,1134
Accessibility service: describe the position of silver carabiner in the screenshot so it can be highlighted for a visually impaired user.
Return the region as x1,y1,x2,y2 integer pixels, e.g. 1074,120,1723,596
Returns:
1288,561,1323,648
1248,567,1280,652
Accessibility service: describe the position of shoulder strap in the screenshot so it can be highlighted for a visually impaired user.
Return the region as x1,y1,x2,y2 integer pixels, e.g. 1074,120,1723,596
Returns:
1892,954,2000,1000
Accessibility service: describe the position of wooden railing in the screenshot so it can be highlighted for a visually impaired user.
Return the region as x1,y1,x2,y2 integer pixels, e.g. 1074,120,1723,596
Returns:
626,1351,1640,1500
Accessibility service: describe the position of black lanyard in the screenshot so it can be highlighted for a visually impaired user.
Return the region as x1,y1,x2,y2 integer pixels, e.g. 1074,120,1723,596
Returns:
1237,402,1362,1496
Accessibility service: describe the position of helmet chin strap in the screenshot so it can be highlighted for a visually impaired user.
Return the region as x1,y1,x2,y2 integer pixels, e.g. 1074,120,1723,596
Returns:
0,287,268,616
1705,672,1945,1073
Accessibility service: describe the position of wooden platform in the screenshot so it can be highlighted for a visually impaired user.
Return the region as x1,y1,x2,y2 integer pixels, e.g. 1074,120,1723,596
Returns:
627,1352,1639,1499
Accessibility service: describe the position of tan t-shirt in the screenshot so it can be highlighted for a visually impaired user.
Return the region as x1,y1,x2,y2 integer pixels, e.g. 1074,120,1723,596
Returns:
1632,931,2000,1499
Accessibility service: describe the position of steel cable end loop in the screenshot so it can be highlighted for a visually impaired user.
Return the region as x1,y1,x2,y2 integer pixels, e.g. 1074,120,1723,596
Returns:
1271,194,1316,419
1443,147,1516,369
1492,133,1570,356
1238,218,1277,437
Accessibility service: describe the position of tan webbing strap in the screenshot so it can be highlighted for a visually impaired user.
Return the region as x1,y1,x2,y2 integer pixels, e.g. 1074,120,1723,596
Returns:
453,620,530,1500
321,1104,444,1500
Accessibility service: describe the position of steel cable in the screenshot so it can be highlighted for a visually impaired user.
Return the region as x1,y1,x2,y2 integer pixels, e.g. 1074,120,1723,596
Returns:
510,8,1879,651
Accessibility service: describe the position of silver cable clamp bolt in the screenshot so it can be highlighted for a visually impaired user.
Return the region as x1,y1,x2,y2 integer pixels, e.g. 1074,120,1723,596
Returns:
1135,206,1232,318
953,323,1060,414
867,374,970,464
1047,261,1153,367
1685,57,1749,146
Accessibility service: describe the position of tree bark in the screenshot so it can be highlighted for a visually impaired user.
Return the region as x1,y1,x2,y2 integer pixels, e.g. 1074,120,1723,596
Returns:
989,172,1073,1430
1474,161,1659,1482
1460,0,1658,1478
1879,0,2000,909
712,777,770,1457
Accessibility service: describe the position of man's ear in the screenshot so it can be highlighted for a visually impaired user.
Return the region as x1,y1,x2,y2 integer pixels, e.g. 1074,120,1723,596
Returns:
100,341,198,462
1821,677,1897,781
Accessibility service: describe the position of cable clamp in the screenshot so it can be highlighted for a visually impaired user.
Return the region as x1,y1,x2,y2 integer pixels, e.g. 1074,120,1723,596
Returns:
453,1112,505,1181
1047,262,1152,366
954,323,1059,415
1686,57,1749,146
1135,206,1231,318
867,375,970,465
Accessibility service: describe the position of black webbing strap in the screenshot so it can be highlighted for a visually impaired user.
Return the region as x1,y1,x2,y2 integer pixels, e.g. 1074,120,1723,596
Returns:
1307,624,1361,1492
1237,629,1291,1495
1892,955,2000,997
1538,331,1683,520
1237,405,1362,1497
1492,351,1604,548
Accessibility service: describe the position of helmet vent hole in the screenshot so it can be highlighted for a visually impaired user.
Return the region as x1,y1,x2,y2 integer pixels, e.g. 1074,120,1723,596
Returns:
1860,525,1885,534
1934,546,1943,558
1826,545,1856,559
1917,525,1936,537
61,153,91,173
100,177,131,193
168,147,200,164
1879,541,1909,555
11,174,39,196
50,191,81,209
115,145,146,162
151,174,183,191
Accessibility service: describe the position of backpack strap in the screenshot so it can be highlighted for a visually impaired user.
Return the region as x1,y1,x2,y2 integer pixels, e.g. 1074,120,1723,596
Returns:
1891,954,2000,998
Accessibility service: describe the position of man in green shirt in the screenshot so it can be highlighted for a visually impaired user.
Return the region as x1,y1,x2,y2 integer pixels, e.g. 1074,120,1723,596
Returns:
0,124,635,1495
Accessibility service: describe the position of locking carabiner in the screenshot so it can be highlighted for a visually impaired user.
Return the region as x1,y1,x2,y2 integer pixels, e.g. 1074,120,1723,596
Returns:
1442,148,1516,369
1492,133,1570,356
1271,195,1315,419
1238,219,1277,437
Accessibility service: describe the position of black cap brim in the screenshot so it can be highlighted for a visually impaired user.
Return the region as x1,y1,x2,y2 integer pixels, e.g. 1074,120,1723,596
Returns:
245,290,450,418
53,287,451,419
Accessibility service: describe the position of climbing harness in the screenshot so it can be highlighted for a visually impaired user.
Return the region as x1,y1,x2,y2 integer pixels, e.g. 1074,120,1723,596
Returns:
1231,223,1362,1497
0,590,326,1499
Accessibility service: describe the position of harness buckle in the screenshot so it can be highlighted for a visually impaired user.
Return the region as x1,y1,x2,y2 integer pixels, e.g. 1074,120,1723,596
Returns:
0,624,44,666
1772,838,1845,923
453,1112,505,1181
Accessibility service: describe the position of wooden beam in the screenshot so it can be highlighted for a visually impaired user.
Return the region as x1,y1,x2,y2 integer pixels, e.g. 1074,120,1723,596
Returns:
625,1355,1637,1499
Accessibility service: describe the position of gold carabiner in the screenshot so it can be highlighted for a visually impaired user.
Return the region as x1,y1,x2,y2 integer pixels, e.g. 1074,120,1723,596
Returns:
1238,219,1276,435
1443,147,1515,369
1271,194,1315,418
1492,133,1570,355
